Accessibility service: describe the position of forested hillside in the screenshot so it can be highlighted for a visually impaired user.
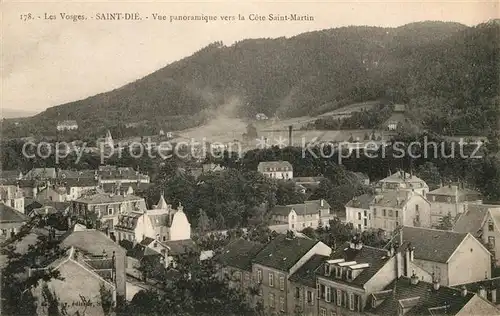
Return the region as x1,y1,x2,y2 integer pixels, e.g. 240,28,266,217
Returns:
4,20,498,138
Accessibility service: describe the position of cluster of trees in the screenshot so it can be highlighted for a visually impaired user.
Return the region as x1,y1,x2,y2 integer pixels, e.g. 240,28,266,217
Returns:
3,21,498,138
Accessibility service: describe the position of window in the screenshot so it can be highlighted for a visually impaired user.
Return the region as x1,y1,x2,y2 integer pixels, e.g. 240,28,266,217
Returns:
295,287,300,299
306,291,313,303
389,210,393,217
279,276,285,290
489,236,496,248
326,286,331,302
347,270,353,280
349,293,355,310
364,210,367,217
269,272,274,287
416,205,419,212
373,208,377,216
358,224,362,230
279,296,285,311
358,212,361,220
269,293,275,308
320,308,327,316
257,269,262,283
162,236,166,242
335,267,341,278
325,264,331,276
336,289,342,306
320,284,326,299
383,209,386,216
291,214,294,220
489,220,495,232
364,218,367,226
395,210,399,218
107,207,113,215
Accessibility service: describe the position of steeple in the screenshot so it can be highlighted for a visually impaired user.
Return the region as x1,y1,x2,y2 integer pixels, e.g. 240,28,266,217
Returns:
156,194,168,209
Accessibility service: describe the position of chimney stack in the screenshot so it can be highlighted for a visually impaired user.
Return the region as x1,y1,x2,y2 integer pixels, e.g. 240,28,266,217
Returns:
479,285,487,299
288,125,293,147
461,286,468,297
492,288,497,304
432,273,440,290
410,271,419,285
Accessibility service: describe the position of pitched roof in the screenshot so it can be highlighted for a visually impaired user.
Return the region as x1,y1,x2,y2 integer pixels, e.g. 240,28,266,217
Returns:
257,161,293,172
453,277,500,302
270,200,331,217
56,178,98,188
0,202,28,223
346,193,375,209
379,171,427,187
1,170,22,180
402,226,468,263
453,204,492,235
61,228,125,256
101,182,152,194
115,212,142,231
372,190,422,209
24,168,57,179
318,243,391,288
371,277,474,316
216,239,265,271
164,239,197,256
253,234,318,272
428,186,481,197
75,193,144,204
289,254,328,288
294,177,325,184
156,195,168,210
57,169,96,179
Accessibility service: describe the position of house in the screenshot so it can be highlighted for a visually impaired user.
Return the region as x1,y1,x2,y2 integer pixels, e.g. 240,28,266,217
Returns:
269,199,333,231
453,204,500,266
400,226,491,286
258,161,293,180
383,104,409,131
97,166,150,184
1,170,23,180
57,169,97,180
1,179,41,198
345,193,375,232
256,113,269,120
114,195,191,243
0,202,28,240
215,238,266,294
376,170,429,196
54,178,99,201
201,162,225,173
288,254,329,316
252,232,332,314
56,120,78,131
0,184,24,213
370,190,432,233
70,193,147,234
61,225,127,300
31,246,116,316
427,183,483,226
36,186,68,202
352,172,370,186
367,275,500,316
23,167,57,180
293,177,325,194
315,238,414,316
101,182,152,196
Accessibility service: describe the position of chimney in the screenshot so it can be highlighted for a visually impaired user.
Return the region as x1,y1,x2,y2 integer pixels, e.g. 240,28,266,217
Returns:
479,285,487,299
320,199,324,207
410,271,419,285
432,273,440,290
410,246,415,262
288,125,293,147
461,286,468,297
404,246,411,277
492,288,497,304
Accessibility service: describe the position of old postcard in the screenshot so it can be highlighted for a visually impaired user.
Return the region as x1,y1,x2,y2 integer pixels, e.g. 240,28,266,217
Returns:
1,0,500,315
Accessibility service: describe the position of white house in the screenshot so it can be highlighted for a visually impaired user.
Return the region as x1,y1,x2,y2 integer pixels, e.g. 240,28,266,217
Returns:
376,170,429,196
115,195,191,243
345,193,375,231
56,120,78,131
257,161,293,180
269,199,333,231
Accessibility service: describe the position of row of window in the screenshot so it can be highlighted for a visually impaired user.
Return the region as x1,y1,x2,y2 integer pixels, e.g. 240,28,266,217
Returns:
318,284,362,312
268,293,285,311
257,270,285,290
373,208,399,218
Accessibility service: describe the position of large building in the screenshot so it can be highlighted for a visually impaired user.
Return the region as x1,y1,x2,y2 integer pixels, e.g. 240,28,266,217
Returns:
257,161,293,180
115,195,191,243
376,170,429,196
0,184,25,213
269,199,334,231
427,184,482,226
56,120,78,131
0,202,28,240
70,192,147,233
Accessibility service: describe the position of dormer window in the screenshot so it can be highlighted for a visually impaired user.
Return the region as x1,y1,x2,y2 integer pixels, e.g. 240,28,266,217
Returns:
325,264,331,276
347,270,353,280
335,267,342,278
489,220,495,232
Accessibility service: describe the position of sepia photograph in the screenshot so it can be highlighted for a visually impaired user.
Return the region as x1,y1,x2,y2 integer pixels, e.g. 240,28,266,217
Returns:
1,0,500,315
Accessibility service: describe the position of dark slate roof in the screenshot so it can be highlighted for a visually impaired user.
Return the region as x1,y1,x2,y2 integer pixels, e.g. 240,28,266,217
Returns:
270,200,331,217
1,170,22,180
61,229,126,256
453,204,490,235
140,237,155,246
75,193,144,204
101,182,152,194
0,203,28,223
371,190,415,208
253,234,318,272
453,277,500,302
57,169,96,179
216,239,265,271
57,178,98,188
346,193,375,209
289,254,328,288
402,226,468,263
164,239,197,256
317,243,391,288
126,243,161,260
371,277,475,316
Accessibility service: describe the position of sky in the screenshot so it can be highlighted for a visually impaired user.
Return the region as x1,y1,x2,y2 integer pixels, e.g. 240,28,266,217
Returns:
2,0,499,114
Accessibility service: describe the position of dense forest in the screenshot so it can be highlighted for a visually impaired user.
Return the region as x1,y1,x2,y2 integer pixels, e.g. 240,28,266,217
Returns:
2,20,499,138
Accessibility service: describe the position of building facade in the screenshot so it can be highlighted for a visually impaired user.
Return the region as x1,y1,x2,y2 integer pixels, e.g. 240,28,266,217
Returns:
258,161,294,180
270,199,334,231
